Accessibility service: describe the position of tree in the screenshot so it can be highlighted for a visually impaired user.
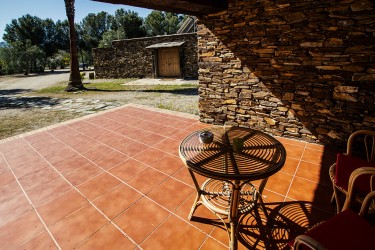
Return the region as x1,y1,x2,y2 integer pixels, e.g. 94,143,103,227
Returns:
3,15,45,47
112,9,146,38
2,15,69,69
55,20,70,52
79,11,113,66
64,0,83,91
0,41,45,75
144,11,184,36
98,29,126,48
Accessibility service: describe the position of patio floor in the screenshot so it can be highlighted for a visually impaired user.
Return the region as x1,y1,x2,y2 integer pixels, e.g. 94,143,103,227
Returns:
0,104,338,249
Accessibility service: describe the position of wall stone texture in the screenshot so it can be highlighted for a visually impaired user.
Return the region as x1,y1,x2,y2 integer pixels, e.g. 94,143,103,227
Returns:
198,0,375,145
93,33,198,79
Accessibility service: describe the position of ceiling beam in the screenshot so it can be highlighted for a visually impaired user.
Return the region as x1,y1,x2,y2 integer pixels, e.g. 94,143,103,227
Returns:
92,0,228,16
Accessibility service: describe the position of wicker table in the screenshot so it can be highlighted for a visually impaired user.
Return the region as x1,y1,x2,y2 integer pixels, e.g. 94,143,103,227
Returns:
179,126,286,250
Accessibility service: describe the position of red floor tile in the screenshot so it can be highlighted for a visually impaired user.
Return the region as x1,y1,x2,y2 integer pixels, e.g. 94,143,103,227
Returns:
114,197,170,244
117,141,150,157
0,106,342,249
19,167,60,191
280,156,300,175
265,171,294,196
37,189,88,226
296,161,331,185
75,223,136,249
282,143,305,160
175,193,219,234
150,154,185,176
52,154,92,174
200,237,228,250
12,158,50,179
27,177,72,207
126,167,168,194
0,193,33,227
17,230,57,249
49,204,108,249
77,173,120,201
301,148,325,165
287,176,333,213
109,158,148,181
132,147,167,166
141,133,166,146
172,167,208,188
64,162,103,186
93,183,142,220
92,150,129,170
0,211,45,249
0,175,22,203
153,138,181,156
147,177,194,212
140,215,208,249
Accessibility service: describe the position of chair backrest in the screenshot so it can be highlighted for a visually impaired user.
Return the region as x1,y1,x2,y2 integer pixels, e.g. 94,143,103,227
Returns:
293,190,375,250
343,167,375,212
347,130,375,162
360,190,375,217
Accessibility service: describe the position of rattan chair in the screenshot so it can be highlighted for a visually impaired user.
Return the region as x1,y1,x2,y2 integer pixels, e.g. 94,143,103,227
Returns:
329,130,375,214
293,169,375,250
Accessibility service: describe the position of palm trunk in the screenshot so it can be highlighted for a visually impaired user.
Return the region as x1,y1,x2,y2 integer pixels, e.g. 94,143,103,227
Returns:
64,0,84,91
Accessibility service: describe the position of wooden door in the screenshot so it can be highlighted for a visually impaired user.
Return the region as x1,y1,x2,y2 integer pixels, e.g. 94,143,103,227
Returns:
157,47,181,77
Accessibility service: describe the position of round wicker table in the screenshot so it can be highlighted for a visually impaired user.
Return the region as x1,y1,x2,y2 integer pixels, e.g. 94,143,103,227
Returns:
179,126,286,250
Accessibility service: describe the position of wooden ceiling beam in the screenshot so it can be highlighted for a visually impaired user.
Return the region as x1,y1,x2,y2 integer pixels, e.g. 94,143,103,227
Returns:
92,0,227,16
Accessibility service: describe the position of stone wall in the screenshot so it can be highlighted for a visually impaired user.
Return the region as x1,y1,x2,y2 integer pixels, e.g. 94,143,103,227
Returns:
198,0,375,144
93,33,198,79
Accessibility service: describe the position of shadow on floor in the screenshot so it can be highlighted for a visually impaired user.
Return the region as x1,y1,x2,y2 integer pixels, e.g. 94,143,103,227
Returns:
191,201,332,249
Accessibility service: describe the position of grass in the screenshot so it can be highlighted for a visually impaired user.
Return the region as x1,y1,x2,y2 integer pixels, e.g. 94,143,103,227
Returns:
0,109,82,140
34,80,198,97
0,79,199,140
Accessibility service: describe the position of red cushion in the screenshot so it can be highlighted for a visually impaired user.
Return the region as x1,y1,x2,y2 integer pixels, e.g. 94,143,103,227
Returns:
335,153,375,195
305,209,375,250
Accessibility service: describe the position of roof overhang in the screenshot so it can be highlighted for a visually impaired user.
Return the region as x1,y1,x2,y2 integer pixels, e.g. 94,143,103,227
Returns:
91,0,228,16
146,41,185,49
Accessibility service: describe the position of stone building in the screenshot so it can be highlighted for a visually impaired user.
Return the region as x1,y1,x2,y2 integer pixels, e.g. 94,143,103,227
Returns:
93,33,198,79
196,0,375,145
94,0,375,145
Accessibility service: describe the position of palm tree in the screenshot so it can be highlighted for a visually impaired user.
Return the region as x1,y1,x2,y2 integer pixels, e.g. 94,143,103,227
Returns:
64,0,84,91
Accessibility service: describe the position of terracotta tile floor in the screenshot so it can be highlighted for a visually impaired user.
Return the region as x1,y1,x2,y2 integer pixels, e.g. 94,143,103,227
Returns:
0,104,339,249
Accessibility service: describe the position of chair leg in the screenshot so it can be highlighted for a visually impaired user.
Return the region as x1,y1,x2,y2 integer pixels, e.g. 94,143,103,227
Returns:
332,187,342,214
330,193,335,204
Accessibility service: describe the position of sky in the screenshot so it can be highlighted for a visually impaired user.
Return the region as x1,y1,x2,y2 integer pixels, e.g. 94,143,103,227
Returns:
0,0,152,42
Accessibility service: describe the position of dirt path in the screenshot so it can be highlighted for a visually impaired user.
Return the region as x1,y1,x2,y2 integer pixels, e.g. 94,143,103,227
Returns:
0,69,71,91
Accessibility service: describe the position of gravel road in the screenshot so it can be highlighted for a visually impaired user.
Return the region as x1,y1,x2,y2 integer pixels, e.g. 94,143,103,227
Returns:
0,70,199,113
0,70,199,139
0,69,71,91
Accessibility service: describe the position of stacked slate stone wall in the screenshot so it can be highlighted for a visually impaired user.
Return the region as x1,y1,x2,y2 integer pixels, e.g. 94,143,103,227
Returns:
93,33,198,79
198,0,375,144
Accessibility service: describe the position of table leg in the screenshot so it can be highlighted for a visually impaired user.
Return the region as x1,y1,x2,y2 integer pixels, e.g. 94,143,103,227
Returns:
229,181,241,250
187,169,203,220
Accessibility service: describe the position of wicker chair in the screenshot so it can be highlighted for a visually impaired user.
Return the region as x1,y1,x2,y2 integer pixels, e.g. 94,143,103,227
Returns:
293,169,375,250
329,130,375,214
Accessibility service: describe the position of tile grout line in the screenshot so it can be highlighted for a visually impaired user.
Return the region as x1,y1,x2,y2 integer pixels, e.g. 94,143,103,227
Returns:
0,103,200,145
21,137,143,249
1,105,330,248
42,128,197,248
73,111,315,245
0,151,62,250
80,114,206,189
45,117,225,247
283,143,307,202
